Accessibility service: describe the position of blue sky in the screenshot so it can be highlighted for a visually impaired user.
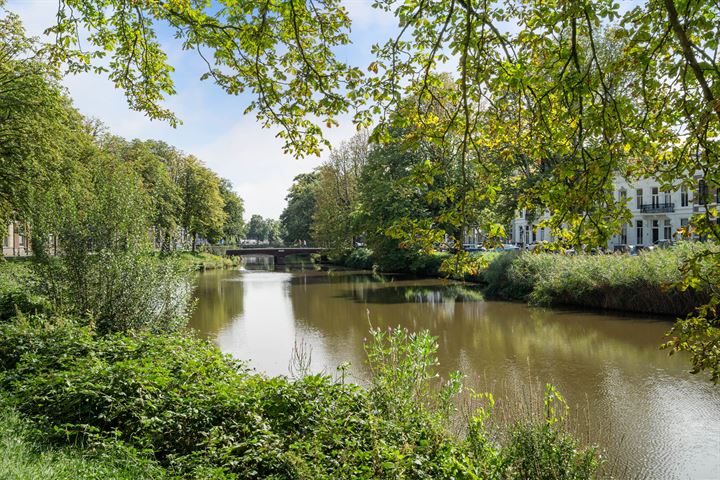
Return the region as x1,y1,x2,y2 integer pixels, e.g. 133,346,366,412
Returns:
7,0,398,219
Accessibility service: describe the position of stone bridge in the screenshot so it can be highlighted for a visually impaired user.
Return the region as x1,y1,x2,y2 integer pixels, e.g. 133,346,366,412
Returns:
225,247,325,265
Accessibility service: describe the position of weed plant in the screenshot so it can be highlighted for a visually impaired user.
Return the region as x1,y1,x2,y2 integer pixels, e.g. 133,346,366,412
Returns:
0,316,599,479
481,243,710,315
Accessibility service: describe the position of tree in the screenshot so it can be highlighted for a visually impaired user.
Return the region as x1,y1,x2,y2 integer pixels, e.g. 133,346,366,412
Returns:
312,131,369,251
181,157,226,251
12,0,720,378
219,178,245,245
246,214,269,243
0,12,89,231
280,172,319,245
104,137,184,251
266,218,283,245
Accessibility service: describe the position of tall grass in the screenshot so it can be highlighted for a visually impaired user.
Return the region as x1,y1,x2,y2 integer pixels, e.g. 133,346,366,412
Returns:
0,404,166,479
481,243,711,315
0,317,600,479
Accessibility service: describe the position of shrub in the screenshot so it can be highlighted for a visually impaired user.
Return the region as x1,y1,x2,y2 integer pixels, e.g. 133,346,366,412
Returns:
36,251,193,334
480,244,710,316
0,319,600,479
337,247,375,269
0,261,50,321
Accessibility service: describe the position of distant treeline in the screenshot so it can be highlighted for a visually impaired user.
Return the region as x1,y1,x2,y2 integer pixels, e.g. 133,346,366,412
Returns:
1,32,244,254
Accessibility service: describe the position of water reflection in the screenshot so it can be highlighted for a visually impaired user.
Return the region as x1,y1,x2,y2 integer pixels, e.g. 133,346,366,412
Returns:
190,268,720,480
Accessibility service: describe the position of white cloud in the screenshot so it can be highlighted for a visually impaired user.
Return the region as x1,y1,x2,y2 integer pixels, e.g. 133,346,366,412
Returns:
7,1,368,220
342,0,397,30
193,116,358,219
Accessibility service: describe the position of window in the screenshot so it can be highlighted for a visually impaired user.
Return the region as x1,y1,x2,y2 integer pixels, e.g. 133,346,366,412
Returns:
663,190,671,204
664,219,672,240
636,189,643,209
540,228,545,242
620,224,628,245
651,187,659,207
699,179,708,205
619,189,627,202
681,218,689,227
18,235,25,247
636,220,644,245
681,186,689,207
531,228,537,243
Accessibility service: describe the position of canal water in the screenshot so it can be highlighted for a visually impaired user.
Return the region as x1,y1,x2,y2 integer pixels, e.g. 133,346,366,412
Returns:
189,262,720,479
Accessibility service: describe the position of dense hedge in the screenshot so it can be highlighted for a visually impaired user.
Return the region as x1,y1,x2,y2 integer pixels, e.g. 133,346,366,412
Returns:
480,244,711,316
0,318,599,479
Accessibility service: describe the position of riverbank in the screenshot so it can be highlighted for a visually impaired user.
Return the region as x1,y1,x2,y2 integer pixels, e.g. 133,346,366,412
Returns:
0,316,599,479
329,242,712,317
172,251,239,271
0,404,167,479
0,257,600,479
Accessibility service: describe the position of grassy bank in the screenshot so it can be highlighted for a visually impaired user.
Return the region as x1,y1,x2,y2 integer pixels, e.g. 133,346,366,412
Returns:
0,403,166,479
329,243,711,316
479,243,711,316
171,251,239,271
0,316,599,479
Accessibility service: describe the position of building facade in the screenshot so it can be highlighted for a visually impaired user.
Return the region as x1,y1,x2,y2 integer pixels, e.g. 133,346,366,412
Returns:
511,175,717,250
3,221,32,257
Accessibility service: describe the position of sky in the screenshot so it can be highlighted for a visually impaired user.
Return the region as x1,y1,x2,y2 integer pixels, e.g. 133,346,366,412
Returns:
6,0,399,219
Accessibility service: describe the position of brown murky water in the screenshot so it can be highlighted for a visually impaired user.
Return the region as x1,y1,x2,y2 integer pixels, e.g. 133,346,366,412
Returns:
189,262,720,479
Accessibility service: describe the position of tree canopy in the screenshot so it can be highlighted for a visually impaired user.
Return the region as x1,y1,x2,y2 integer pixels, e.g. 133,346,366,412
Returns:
3,0,720,378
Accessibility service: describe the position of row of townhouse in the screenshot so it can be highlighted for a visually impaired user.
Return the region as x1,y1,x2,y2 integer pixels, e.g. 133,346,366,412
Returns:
510,175,719,250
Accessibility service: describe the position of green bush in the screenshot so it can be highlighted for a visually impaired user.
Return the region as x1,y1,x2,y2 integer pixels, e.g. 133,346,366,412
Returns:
0,261,50,321
36,251,193,334
480,244,710,315
0,318,599,479
0,403,167,479
336,247,375,269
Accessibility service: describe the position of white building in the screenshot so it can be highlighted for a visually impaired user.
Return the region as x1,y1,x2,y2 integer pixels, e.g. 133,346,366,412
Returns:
510,175,717,251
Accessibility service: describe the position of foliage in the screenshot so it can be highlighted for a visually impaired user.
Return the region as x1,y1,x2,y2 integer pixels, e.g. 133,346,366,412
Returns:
280,172,319,245
0,403,168,480
0,11,88,227
219,179,245,245
0,318,599,479
181,157,227,251
38,253,192,334
245,214,282,245
311,131,369,251
501,386,599,480
19,147,195,334
0,260,49,321
664,242,720,382
333,248,375,270
480,244,709,317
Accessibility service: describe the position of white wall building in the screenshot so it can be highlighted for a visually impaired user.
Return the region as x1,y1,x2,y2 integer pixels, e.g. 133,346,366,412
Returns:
510,175,717,250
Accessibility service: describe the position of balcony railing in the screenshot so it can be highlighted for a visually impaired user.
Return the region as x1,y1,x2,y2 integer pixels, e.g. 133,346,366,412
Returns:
640,202,675,213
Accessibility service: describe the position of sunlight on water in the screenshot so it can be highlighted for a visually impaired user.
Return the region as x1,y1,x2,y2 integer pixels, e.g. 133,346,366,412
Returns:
189,266,720,480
